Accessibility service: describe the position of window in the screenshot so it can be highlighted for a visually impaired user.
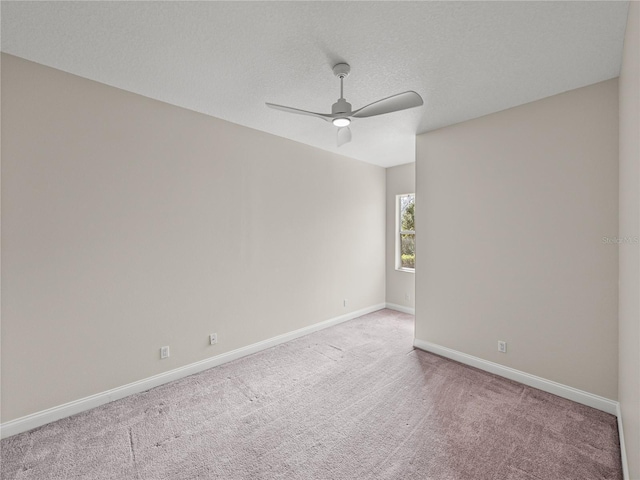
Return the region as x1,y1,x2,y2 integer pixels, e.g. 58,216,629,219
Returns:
397,193,415,271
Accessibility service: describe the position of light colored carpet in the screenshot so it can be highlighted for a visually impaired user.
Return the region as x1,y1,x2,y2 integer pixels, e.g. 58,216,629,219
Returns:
1,309,621,479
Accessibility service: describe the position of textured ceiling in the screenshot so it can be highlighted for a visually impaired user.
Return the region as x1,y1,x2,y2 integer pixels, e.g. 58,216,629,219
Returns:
0,1,629,167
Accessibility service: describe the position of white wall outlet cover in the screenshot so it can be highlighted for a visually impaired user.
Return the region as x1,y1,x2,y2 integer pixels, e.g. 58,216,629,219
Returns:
209,333,218,345
160,346,170,359
498,341,507,353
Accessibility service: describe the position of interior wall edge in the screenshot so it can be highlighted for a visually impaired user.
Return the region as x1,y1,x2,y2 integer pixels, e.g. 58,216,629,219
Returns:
617,402,630,480
617,2,640,479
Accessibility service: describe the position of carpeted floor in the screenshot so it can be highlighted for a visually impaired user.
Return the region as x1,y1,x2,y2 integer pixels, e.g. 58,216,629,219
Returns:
0,309,622,479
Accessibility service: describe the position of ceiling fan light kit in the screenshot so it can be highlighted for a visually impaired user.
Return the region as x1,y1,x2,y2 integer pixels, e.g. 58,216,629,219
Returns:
266,62,423,147
332,117,351,127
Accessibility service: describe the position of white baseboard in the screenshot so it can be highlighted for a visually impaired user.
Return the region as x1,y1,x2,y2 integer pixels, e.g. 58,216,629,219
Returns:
413,338,619,415
385,302,415,315
0,303,386,439
617,403,630,480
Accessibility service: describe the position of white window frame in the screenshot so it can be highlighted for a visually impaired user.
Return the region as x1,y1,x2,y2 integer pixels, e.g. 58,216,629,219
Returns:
396,193,415,273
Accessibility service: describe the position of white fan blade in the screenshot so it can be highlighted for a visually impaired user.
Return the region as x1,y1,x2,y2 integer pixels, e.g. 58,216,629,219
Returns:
265,103,332,122
352,91,423,118
337,126,352,147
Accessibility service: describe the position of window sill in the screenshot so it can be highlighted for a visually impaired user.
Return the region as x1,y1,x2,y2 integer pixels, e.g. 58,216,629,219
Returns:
396,268,415,274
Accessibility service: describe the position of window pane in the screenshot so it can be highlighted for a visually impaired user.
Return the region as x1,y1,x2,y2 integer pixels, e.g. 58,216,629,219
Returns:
400,194,415,232
401,234,415,269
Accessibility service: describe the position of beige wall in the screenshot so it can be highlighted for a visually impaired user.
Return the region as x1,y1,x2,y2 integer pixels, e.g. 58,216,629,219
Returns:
0,54,386,422
618,2,640,477
415,79,619,399
385,163,415,310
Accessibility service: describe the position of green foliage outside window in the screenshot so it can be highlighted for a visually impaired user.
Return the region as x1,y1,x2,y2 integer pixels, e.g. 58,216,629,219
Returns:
401,201,414,231
400,195,415,269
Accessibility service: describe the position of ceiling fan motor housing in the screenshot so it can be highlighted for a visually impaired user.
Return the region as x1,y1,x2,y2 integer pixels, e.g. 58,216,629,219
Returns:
332,98,352,115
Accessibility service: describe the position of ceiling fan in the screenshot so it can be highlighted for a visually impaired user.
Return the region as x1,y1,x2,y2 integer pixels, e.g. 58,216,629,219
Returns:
266,63,424,147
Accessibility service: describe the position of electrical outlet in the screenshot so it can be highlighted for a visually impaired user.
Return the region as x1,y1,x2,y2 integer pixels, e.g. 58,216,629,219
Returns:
498,341,507,353
160,346,170,359
343,299,348,307
209,333,218,345
405,293,411,301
